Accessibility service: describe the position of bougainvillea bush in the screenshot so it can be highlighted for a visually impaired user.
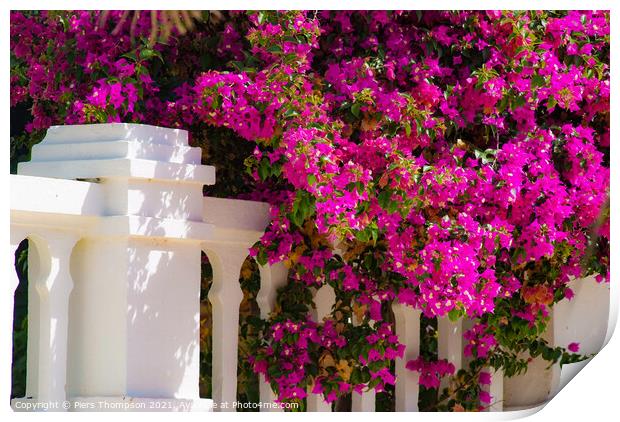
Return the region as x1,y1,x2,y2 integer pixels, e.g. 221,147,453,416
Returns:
10,10,610,411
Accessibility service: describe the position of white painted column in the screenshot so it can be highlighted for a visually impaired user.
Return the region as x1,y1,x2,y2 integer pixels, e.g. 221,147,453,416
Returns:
257,263,288,412
205,246,247,412
392,303,421,412
307,284,335,412
438,316,463,390
26,240,42,399
34,235,78,407
351,387,375,412
481,367,503,411
351,312,375,412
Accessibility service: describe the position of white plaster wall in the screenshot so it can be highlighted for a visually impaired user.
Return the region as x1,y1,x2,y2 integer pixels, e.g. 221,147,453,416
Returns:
503,348,557,409
504,276,610,409
552,276,610,396
554,276,610,355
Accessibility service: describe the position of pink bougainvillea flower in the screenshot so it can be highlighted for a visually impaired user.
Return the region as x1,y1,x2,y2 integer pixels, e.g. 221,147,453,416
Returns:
479,372,492,385
479,391,492,404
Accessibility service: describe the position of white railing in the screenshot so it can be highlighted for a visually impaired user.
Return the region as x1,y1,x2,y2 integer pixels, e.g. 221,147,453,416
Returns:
7,124,610,412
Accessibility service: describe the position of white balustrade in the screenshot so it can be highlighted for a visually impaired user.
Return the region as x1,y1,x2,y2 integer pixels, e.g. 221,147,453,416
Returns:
7,123,609,412
8,231,79,410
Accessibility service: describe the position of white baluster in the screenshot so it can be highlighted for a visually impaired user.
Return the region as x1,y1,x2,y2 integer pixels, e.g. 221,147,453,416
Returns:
257,263,289,320
307,284,335,412
257,263,288,412
26,240,41,399
481,367,503,411
34,235,78,407
438,316,463,390
392,303,421,411
205,246,246,412
351,312,375,412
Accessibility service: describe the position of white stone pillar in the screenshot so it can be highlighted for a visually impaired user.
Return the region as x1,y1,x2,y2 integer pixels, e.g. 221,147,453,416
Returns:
204,246,247,412
307,284,335,412
392,303,421,412
257,263,288,412
18,124,215,410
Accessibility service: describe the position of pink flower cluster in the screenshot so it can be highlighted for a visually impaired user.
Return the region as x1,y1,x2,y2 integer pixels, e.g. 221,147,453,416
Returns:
406,357,456,389
253,318,403,403
464,324,498,359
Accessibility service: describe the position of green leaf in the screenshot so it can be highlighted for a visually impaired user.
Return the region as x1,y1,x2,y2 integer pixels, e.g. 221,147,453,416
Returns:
354,229,370,243
258,159,270,181
140,48,163,62
404,121,412,137
378,189,392,208
283,108,299,119
267,44,283,54
290,191,316,228
531,74,545,88
447,308,461,322
351,103,361,118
